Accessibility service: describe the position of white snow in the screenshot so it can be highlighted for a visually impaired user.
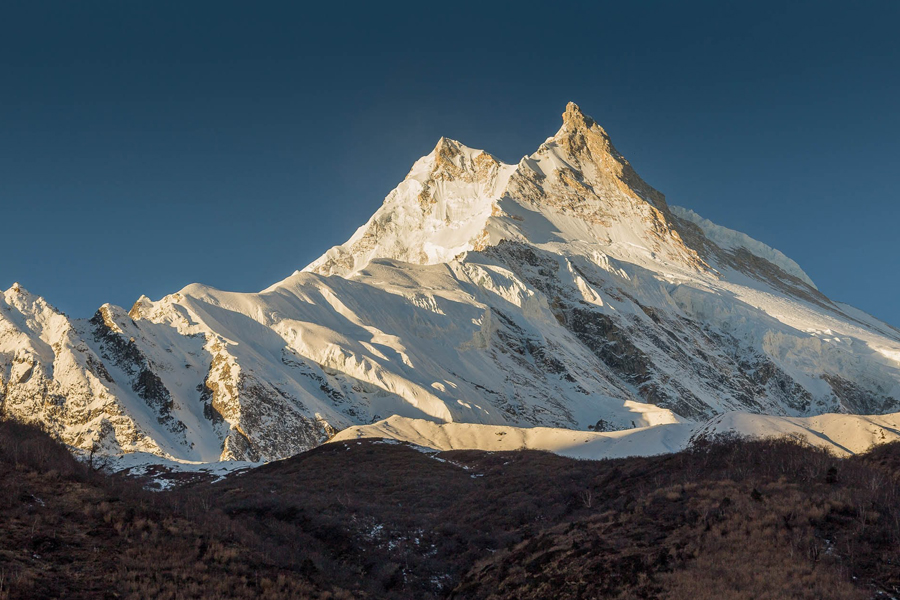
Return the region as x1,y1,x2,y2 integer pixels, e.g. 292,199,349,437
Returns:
671,206,817,288
333,410,900,459
105,452,259,490
304,138,518,278
333,415,696,459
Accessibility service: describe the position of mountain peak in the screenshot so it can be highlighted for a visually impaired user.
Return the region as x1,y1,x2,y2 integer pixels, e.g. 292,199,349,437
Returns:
433,135,459,152
561,101,595,130
430,136,475,177
307,103,691,278
306,133,516,277
552,101,613,152
544,103,669,212
403,137,488,183
5,282,33,299
304,102,824,289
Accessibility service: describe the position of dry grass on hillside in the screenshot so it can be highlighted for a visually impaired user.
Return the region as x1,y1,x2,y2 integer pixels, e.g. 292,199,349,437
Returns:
1,418,899,599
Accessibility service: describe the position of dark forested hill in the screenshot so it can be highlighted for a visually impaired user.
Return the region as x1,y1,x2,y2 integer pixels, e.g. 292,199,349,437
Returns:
2,419,899,599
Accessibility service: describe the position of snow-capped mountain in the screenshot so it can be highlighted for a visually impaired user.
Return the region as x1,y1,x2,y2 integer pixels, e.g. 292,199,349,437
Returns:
2,103,899,462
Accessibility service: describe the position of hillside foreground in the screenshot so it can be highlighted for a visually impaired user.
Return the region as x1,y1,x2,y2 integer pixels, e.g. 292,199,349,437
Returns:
1,419,899,599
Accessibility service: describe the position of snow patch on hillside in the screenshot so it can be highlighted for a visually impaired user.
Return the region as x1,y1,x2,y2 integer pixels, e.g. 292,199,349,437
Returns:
333,410,900,459
332,415,696,460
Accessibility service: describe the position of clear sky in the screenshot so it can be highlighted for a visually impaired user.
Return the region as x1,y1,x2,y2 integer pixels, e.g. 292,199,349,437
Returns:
1,1,898,326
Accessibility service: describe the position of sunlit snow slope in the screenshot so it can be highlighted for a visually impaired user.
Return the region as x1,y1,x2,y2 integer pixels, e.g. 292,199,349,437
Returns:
2,103,899,462
333,411,900,459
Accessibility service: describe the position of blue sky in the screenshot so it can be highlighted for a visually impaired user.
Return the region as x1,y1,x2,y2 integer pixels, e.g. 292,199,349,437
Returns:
1,1,898,326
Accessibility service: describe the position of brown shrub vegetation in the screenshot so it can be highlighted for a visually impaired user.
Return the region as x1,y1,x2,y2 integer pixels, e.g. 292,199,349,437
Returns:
0,420,334,599
2,419,900,599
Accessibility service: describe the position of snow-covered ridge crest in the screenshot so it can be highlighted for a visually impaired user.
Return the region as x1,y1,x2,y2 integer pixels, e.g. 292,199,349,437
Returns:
671,206,816,289
333,410,900,459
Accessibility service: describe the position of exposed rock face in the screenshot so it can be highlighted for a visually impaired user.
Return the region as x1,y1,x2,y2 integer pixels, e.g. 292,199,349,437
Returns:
0,286,163,456
2,104,899,462
89,306,184,439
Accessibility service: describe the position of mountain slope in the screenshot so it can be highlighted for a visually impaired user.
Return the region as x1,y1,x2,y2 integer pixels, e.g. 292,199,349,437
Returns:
333,410,900,459
2,103,899,462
